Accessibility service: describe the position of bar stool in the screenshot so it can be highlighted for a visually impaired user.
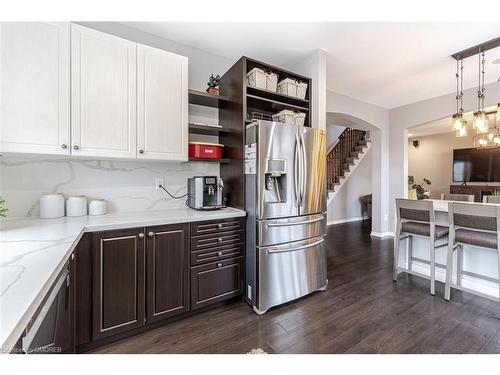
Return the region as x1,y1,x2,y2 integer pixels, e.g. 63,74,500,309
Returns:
444,202,500,302
483,196,500,204
393,199,449,295
441,193,474,202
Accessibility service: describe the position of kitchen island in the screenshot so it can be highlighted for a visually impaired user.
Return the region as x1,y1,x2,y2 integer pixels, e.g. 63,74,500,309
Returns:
395,199,499,299
0,207,246,353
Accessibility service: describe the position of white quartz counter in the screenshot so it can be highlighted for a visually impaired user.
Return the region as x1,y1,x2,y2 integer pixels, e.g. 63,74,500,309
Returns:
0,207,246,353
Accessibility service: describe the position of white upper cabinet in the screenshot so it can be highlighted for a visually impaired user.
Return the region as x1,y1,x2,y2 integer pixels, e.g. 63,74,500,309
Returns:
0,22,70,155
71,24,137,159
1,23,188,161
137,44,188,161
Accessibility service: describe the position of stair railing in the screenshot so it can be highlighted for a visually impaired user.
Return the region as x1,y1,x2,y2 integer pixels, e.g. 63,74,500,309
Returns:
326,128,366,191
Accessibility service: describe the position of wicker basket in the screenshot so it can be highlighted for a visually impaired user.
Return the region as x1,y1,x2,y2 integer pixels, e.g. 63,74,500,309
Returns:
266,72,278,92
272,109,296,124
247,68,267,90
277,78,298,97
296,81,308,100
295,112,306,126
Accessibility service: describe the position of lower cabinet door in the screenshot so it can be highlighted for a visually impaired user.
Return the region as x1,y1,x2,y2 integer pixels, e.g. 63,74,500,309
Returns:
92,228,146,340
146,224,189,323
191,257,243,310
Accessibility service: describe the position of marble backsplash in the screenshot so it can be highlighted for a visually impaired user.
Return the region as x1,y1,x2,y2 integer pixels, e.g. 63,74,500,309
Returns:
0,156,219,218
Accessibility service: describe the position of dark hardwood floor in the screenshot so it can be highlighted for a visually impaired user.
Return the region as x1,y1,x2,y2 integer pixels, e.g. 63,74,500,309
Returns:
94,220,500,354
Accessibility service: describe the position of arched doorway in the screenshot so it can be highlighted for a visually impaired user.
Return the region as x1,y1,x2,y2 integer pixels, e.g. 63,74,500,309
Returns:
325,112,386,236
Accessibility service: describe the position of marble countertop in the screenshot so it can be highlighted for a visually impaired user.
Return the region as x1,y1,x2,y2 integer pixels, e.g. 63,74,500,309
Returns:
424,199,499,213
0,207,246,353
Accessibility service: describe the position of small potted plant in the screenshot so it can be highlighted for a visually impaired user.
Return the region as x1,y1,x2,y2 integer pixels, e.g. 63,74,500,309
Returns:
206,74,220,95
0,197,8,218
408,176,431,200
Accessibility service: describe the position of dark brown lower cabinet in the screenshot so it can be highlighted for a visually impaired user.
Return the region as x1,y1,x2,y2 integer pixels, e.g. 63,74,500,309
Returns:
92,228,146,340
146,224,189,323
70,217,244,351
75,233,92,346
191,257,243,310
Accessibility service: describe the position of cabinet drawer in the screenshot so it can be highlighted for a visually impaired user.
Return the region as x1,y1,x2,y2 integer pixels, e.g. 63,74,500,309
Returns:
190,217,244,237
190,257,243,310
191,230,244,251
191,243,244,266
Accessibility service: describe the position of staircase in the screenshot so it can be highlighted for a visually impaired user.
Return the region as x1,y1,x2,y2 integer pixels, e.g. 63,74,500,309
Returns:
326,128,371,201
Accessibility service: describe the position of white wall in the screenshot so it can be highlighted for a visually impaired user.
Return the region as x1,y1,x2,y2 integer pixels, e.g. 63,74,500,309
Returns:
326,90,390,236
388,81,499,232
407,131,497,199
326,124,346,150
328,147,372,224
289,49,327,130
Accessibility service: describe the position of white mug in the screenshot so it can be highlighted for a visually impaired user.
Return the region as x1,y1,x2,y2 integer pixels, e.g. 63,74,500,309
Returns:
39,194,65,219
89,199,107,216
66,196,88,217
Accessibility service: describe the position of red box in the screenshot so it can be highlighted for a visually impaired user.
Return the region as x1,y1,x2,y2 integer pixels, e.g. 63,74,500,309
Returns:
189,142,224,159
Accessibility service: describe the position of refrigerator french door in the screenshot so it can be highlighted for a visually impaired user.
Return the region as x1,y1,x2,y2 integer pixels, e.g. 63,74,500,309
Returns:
245,120,327,315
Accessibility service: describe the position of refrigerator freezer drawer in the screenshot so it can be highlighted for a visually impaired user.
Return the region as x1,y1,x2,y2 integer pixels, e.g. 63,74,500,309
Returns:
258,214,326,246
256,236,327,314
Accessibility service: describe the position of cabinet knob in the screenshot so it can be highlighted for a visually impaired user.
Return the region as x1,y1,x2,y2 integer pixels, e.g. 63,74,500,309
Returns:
61,144,67,149
139,149,144,154
148,231,154,238
218,224,223,229
138,233,145,239
217,263,222,268
218,251,223,256
73,145,79,150
218,238,223,243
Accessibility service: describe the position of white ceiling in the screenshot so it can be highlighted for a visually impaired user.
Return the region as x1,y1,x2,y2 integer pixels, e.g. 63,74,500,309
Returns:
124,22,500,109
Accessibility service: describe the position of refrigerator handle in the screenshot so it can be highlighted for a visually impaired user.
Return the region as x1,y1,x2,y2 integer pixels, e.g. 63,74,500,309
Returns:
300,132,307,207
294,132,301,207
267,238,325,254
266,216,324,227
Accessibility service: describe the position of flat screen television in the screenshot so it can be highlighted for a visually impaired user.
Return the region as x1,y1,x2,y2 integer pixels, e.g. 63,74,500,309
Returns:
453,147,500,182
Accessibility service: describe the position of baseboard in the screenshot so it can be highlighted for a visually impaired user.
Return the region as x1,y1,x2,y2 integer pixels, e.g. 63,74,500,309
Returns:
370,231,394,238
327,216,368,226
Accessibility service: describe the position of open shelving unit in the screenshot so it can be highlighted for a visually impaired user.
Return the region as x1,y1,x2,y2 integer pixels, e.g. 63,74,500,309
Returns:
218,56,313,209
188,157,231,163
187,90,233,163
188,89,231,108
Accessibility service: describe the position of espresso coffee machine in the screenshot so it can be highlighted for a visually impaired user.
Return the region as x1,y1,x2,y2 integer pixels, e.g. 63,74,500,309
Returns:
187,176,225,210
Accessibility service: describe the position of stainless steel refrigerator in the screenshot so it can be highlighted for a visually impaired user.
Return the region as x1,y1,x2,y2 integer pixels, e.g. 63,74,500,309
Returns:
244,120,328,315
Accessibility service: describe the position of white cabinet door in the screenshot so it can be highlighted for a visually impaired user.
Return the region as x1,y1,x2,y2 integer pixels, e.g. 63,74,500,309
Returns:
71,24,137,158
0,22,70,155
137,44,188,161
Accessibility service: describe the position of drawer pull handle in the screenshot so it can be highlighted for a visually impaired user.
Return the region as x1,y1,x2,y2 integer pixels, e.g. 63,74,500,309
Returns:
267,216,323,227
218,238,223,243
218,224,223,229
218,251,223,256
217,263,222,268
148,231,154,238
138,233,145,239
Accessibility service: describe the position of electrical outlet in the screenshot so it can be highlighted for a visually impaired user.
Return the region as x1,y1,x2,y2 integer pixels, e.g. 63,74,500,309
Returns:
155,177,164,191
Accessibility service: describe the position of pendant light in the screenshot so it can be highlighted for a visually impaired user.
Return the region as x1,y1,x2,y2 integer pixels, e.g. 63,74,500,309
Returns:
452,56,467,136
472,49,489,134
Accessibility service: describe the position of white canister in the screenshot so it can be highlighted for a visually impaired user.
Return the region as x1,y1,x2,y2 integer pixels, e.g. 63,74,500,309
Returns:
39,194,65,219
88,199,107,216
66,196,88,217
